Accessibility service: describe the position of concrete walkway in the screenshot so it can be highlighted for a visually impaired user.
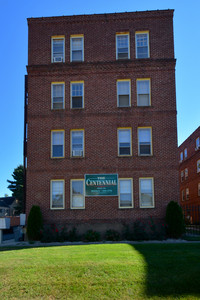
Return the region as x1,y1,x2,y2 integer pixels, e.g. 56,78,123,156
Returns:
1,238,200,247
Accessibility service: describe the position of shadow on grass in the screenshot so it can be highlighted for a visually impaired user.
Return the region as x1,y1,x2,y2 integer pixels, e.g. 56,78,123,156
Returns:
131,243,200,298
1,242,200,298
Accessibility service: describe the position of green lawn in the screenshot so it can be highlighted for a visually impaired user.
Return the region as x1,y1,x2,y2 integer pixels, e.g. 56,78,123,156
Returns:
0,243,200,299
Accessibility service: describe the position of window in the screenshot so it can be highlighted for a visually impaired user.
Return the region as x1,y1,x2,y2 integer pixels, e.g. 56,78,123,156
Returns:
118,128,131,156
180,152,183,162
181,171,184,182
135,32,149,58
181,190,185,201
138,127,152,156
186,188,189,200
197,160,200,173
51,180,64,209
71,180,85,209
51,83,64,109
71,130,84,157
196,137,200,149
117,80,131,107
52,37,65,62
184,148,187,159
70,36,84,62
139,178,154,208
71,82,84,108
137,79,150,106
119,179,133,208
198,183,200,196
51,130,64,158
116,33,130,59
185,168,188,180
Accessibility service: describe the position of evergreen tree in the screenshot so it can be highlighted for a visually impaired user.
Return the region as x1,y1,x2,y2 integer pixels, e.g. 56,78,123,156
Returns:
7,165,24,215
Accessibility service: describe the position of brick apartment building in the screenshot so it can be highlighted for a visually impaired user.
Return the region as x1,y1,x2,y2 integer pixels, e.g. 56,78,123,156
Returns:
25,9,179,233
179,127,200,222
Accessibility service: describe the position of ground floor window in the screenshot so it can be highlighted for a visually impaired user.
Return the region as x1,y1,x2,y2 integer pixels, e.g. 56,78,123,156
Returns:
139,178,154,208
71,179,85,209
119,179,133,208
50,180,65,209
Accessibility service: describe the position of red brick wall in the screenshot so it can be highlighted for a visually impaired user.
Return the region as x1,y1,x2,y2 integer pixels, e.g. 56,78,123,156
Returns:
179,127,200,206
26,10,179,227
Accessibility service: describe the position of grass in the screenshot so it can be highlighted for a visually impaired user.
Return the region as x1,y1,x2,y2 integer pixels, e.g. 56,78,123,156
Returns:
0,243,200,299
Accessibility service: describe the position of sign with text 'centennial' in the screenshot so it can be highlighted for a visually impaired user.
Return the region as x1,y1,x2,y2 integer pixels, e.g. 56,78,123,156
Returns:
85,174,118,196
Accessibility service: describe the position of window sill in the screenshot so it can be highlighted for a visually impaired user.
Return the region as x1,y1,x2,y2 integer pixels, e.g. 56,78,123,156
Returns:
140,206,155,209
70,207,85,210
50,207,65,210
119,206,133,209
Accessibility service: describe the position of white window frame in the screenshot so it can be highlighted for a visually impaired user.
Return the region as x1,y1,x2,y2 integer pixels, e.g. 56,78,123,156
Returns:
116,33,130,60
71,130,84,158
51,130,65,158
137,79,151,106
138,127,152,156
117,80,131,107
118,178,133,208
70,81,84,109
70,35,84,62
118,128,132,156
70,179,85,209
51,36,65,63
51,82,65,109
135,31,150,59
50,180,65,209
139,178,154,208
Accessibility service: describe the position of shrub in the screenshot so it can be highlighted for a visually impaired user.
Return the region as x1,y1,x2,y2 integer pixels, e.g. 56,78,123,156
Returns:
68,227,78,242
122,223,132,241
83,230,100,242
105,229,120,241
27,205,43,241
132,220,148,241
40,225,68,243
166,201,185,238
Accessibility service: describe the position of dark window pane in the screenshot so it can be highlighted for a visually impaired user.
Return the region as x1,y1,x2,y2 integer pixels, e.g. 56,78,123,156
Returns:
72,96,83,108
119,95,130,107
53,145,63,157
119,147,130,155
140,144,151,155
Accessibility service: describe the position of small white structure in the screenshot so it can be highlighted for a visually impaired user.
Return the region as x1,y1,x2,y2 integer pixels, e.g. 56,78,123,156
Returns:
0,217,10,244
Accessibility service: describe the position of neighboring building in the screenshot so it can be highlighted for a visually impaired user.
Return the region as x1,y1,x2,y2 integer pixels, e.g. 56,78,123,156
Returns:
0,197,18,217
25,10,178,233
179,127,200,223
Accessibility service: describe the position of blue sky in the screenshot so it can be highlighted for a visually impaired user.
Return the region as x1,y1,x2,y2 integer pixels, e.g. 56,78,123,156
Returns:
0,0,199,196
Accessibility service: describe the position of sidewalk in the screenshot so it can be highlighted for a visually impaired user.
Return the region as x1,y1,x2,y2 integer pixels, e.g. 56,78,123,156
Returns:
1,238,200,247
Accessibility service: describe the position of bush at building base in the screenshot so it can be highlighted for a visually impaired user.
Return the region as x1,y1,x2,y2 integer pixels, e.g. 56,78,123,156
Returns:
27,205,43,241
165,201,185,238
